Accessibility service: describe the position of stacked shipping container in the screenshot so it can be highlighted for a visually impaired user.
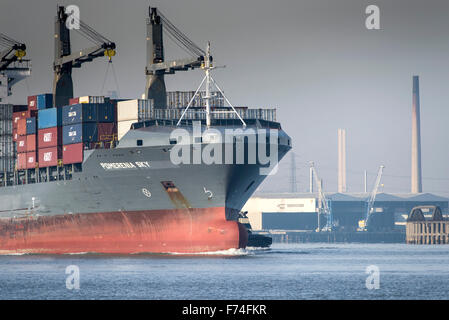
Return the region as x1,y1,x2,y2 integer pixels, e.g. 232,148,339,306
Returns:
37,102,62,168
14,93,52,170
8,90,276,173
16,111,29,170
166,91,225,108
9,94,116,170
0,104,14,172
61,100,115,164
117,97,277,140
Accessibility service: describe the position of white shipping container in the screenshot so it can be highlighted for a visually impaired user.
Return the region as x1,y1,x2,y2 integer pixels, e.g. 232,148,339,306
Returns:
117,99,154,122
79,96,105,104
117,99,154,140
117,120,136,141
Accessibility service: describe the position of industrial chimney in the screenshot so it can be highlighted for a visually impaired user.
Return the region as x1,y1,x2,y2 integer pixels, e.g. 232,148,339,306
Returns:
411,76,423,193
338,128,347,193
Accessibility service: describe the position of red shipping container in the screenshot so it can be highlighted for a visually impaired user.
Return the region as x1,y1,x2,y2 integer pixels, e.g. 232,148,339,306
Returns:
38,147,61,167
26,152,37,169
26,134,37,152
17,118,27,136
97,123,116,141
17,136,27,153
13,112,25,129
17,153,27,170
13,110,37,129
38,127,62,148
63,143,83,164
27,96,37,110
69,97,79,105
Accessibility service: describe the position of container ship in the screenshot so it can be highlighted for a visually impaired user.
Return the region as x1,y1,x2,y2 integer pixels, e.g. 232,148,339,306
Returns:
0,6,291,254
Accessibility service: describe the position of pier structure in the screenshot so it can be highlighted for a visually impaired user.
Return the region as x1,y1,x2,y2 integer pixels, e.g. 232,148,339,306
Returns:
406,206,448,244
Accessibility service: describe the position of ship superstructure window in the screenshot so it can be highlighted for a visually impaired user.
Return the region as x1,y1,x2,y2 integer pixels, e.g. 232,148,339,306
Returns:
169,138,177,145
137,139,143,146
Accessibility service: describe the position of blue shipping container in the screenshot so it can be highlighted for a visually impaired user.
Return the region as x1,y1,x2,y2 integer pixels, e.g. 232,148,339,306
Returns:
38,108,62,129
63,123,98,145
62,103,98,125
97,103,114,122
37,93,53,109
26,118,37,135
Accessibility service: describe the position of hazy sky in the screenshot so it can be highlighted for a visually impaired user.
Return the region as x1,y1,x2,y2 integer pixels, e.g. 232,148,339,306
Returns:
1,0,449,195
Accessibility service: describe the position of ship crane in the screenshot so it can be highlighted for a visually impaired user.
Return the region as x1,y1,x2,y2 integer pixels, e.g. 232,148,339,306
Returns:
145,7,206,108
53,6,116,107
358,165,384,231
0,33,31,101
310,162,334,232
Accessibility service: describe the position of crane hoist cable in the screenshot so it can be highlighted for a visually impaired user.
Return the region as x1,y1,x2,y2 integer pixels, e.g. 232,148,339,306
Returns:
0,33,19,47
0,33,27,63
158,11,205,58
69,15,112,44
164,31,198,58
70,16,116,60
100,60,120,97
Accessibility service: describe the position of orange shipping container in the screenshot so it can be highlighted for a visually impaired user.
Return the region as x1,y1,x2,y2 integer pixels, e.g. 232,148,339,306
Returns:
13,110,37,129
17,136,27,153
69,97,79,105
26,152,37,169
17,153,27,170
27,96,37,111
26,134,37,152
17,118,27,136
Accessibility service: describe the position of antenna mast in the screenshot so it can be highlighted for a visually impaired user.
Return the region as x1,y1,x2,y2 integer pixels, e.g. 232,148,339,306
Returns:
176,42,246,128
204,42,212,127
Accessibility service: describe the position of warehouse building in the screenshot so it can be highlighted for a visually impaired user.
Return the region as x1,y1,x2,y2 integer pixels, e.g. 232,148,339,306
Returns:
242,192,449,232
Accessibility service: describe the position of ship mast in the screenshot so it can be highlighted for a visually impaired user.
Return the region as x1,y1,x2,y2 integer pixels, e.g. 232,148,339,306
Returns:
204,42,212,127
177,42,246,128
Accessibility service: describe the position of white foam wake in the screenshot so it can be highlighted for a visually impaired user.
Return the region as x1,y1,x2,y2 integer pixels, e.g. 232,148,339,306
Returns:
169,248,250,256
246,246,271,251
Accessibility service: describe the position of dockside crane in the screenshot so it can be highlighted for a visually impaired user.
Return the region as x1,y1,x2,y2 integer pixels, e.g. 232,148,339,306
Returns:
358,165,385,231
310,162,334,232
0,33,31,101
53,6,116,107
145,7,206,108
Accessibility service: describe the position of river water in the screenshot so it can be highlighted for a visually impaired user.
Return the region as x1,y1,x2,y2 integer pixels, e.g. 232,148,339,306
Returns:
0,243,448,299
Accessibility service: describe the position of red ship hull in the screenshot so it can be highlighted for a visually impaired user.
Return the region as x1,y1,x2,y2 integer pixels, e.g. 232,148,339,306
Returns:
0,207,248,254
